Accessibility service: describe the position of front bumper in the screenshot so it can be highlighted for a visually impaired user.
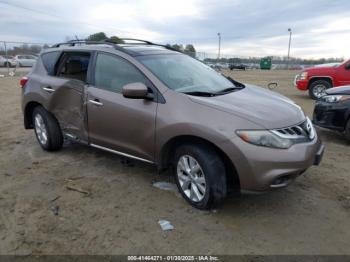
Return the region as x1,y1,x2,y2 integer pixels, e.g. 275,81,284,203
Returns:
313,100,349,131
220,133,324,192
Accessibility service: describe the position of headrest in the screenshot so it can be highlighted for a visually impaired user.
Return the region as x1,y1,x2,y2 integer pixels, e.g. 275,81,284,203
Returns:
66,60,82,74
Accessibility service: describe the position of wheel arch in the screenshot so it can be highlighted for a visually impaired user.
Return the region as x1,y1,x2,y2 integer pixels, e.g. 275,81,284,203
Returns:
159,135,241,194
308,76,333,88
24,101,43,129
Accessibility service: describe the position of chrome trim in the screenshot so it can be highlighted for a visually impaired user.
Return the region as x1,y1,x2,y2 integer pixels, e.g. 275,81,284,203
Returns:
64,133,78,140
293,74,299,86
272,117,315,141
89,100,103,106
42,87,55,93
90,143,154,164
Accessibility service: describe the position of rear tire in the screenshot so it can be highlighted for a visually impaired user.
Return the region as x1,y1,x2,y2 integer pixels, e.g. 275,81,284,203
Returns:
32,106,63,151
345,119,350,143
173,144,227,209
309,80,331,100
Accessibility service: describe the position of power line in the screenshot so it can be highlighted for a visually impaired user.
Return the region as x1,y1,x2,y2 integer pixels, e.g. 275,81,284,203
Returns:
0,1,137,36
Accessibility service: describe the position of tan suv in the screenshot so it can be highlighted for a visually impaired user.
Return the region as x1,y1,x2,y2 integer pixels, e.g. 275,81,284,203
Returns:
21,39,324,209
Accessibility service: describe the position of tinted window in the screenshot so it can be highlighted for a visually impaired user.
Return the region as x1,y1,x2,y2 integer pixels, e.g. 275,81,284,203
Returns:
57,52,90,82
94,53,147,93
41,52,61,75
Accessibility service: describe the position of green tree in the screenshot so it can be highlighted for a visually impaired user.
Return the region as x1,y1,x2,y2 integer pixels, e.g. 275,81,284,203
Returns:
109,36,124,44
87,32,108,41
171,44,184,52
184,44,196,57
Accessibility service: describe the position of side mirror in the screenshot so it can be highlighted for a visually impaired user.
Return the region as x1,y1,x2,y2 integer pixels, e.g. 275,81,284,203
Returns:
122,82,149,99
268,82,278,90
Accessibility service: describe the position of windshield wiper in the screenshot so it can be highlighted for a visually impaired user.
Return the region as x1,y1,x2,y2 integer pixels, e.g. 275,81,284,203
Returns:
214,86,244,95
182,91,217,97
225,76,245,88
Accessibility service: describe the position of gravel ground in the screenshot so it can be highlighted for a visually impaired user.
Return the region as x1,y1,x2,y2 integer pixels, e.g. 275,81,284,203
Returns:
0,70,349,255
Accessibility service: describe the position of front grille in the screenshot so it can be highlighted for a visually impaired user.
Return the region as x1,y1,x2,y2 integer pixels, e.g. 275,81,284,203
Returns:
272,118,315,141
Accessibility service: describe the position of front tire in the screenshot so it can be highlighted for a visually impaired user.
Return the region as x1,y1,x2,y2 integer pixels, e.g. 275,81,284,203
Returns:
33,106,63,151
174,144,227,209
309,80,331,100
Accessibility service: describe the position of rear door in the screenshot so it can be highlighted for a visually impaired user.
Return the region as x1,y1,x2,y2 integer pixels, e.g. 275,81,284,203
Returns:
17,56,26,66
86,52,158,162
41,51,92,142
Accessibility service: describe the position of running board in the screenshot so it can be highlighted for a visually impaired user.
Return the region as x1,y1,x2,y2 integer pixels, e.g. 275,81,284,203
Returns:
90,143,154,164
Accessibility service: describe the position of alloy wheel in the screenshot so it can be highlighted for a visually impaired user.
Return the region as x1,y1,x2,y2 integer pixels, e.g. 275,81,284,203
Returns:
34,114,48,145
176,155,206,202
313,84,327,99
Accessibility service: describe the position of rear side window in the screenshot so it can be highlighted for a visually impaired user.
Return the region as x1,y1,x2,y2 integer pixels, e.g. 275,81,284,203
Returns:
56,52,91,82
41,52,61,76
94,53,147,93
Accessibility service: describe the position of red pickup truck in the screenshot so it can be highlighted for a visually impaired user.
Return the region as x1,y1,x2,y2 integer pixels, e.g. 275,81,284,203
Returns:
295,59,350,99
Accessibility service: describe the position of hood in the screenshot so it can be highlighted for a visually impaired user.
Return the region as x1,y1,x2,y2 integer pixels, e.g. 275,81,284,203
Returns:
189,85,305,129
304,66,336,75
326,85,350,95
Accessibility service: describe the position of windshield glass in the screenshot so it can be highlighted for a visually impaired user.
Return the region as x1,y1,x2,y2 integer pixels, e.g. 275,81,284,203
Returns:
138,54,235,93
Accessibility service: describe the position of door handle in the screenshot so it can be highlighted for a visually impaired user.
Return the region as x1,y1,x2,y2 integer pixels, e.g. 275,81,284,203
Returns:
89,99,103,106
42,87,55,93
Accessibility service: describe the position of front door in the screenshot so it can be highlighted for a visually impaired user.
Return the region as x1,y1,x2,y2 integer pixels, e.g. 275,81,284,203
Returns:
336,61,350,86
87,52,158,162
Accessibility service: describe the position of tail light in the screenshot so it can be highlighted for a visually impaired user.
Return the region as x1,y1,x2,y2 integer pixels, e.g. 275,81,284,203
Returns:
20,76,28,88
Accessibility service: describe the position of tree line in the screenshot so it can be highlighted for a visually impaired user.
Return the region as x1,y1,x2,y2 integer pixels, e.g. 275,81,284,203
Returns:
0,32,344,65
84,32,197,57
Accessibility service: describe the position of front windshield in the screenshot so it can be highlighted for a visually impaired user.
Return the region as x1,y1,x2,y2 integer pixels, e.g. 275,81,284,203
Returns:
138,54,235,93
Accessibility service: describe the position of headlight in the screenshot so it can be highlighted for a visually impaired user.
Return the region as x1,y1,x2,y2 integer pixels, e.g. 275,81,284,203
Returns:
236,130,293,149
299,72,308,80
322,95,350,103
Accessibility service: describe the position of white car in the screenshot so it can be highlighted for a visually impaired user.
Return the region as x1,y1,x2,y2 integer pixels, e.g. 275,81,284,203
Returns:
0,55,17,67
15,55,37,67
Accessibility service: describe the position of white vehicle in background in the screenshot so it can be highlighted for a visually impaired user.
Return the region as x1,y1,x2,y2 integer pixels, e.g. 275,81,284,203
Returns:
14,54,38,67
0,55,17,67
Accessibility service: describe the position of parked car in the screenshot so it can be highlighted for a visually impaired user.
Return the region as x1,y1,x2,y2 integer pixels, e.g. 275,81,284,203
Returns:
209,64,223,71
313,85,350,141
0,55,17,67
15,54,38,67
21,40,324,209
229,64,246,70
295,59,350,99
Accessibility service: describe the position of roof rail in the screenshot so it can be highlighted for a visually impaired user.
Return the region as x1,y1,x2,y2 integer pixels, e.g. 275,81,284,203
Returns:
51,38,180,54
117,38,181,53
51,39,126,52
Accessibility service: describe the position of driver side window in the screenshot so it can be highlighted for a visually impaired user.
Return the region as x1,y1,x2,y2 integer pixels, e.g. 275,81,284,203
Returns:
94,53,148,93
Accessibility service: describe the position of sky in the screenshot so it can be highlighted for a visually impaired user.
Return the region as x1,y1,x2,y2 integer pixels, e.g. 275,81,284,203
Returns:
0,0,349,59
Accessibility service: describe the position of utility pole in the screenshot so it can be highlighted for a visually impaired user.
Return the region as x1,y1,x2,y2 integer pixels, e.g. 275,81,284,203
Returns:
4,41,9,75
287,28,292,69
217,32,221,61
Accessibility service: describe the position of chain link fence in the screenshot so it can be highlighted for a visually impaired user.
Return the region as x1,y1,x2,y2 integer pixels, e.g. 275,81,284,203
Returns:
195,51,344,71
0,41,50,77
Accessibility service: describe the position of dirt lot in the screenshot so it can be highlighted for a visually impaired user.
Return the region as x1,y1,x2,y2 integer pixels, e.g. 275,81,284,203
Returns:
0,70,349,255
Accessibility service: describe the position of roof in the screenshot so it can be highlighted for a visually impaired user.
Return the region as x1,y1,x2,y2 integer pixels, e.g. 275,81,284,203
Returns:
47,39,180,57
